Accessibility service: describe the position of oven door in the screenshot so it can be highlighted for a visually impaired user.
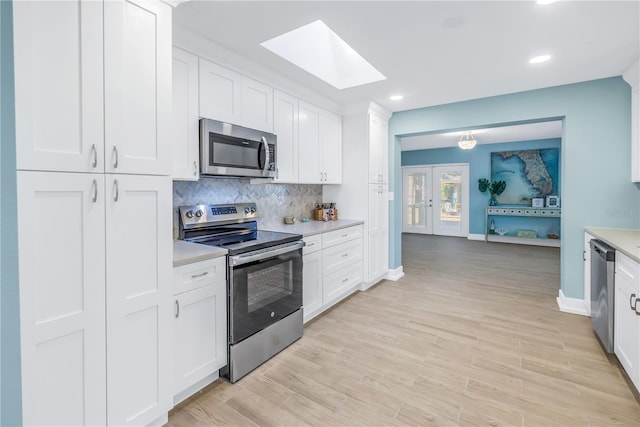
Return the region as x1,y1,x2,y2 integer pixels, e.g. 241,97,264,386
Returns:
228,241,303,344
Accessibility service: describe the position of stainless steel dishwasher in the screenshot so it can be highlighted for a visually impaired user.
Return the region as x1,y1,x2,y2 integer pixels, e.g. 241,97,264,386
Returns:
590,239,616,353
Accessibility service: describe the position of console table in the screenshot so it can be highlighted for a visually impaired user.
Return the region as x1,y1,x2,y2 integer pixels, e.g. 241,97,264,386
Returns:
484,206,561,247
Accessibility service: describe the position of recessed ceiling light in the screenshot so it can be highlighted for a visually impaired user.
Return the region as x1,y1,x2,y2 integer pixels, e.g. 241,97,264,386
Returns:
529,54,551,64
537,0,557,5
390,95,403,101
260,20,386,90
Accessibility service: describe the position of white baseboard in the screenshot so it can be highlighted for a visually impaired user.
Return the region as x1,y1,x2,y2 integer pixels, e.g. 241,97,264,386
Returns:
556,289,589,316
467,234,485,241
385,266,405,281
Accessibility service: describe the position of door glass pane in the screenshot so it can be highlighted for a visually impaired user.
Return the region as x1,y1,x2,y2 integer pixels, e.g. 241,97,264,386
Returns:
438,170,462,232
406,173,427,227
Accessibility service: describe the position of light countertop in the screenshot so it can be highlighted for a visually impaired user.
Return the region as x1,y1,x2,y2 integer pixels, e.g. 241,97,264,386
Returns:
585,227,640,263
264,219,365,237
173,240,227,267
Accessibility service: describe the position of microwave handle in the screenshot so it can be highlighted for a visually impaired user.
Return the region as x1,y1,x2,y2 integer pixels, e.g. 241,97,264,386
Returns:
261,136,270,175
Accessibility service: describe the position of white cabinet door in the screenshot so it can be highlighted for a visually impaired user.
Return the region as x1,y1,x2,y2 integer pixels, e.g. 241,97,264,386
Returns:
321,110,342,184
13,0,104,173
303,251,323,322
273,90,299,183
18,171,106,427
106,175,172,426
368,114,389,184
104,0,172,176
242,77,273,132
298,101,322,183
584,232,594,314
368,184,389,283
614,272,640,389
173,280,227,397
199,58,242,125
172,47,200,181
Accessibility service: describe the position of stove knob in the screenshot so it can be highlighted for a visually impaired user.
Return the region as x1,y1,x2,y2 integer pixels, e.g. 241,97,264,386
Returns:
195,210,203,218
244,207,250,215
185,211,194,218
250,207,256,214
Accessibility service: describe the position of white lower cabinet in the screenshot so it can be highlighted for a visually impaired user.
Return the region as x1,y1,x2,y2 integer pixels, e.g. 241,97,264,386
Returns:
302,226,363,323
18,172,172,426
172,258,227,404
302,235,323,321
18,171,107,427
614,252,640,391
105,175,172,426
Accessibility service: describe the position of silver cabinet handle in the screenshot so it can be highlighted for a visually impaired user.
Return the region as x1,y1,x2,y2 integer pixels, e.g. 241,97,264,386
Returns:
91,179,98,203
324,172,328,181
193,161,197,176
113,179,119,202
175,300,180,318
630,293,637,311
91,144,97,168
191,271,208,279
320,172,323,182
112,146,119,169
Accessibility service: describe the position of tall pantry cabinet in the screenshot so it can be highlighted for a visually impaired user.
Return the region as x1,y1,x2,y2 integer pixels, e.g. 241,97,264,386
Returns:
13,1,173,426
323,103,392,288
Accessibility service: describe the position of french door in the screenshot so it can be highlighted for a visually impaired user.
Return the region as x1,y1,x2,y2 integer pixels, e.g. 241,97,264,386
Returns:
402,164,469,237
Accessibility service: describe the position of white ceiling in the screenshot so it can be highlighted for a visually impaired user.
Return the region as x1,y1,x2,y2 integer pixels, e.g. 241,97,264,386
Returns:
173,1,639,114
400,120,563,151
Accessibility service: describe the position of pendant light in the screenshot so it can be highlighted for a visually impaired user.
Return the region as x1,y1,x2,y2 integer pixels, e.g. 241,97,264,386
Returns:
458,131,477,150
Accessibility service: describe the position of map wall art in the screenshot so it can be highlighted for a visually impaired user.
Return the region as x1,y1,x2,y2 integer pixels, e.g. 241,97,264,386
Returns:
491,148,559,205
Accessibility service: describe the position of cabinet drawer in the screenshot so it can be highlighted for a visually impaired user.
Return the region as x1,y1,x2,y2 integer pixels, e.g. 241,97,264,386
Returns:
323,239,362,277
322,225,364,248
303,234,322,255
173,256,226,295
323,263,362,304
616,252,639,286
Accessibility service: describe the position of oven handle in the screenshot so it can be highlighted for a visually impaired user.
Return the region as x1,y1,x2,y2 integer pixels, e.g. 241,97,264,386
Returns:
229,240,304,266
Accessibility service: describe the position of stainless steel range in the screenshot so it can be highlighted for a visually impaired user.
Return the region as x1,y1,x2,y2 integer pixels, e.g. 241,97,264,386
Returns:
178,202,304,383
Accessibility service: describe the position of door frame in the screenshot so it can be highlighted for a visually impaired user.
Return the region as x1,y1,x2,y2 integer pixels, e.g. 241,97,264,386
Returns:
402,163,469,237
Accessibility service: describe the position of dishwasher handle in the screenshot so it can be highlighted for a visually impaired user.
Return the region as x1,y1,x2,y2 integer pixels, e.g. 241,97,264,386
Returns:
590,239,615,262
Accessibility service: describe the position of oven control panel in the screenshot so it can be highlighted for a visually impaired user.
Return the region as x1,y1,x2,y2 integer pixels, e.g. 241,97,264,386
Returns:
179,203,258,228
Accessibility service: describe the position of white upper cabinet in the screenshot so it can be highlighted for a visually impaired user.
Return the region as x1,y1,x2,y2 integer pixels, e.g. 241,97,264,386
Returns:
320,110,343,184
273,90,299,183
172,47,200,181
199,59,274,133
298,101,342,184
18,171,107,427
199,58,243,125
368,113,389,184
13,0,104,173
298,101,322,183
241,77,274,133
106,174,172,426
104,0,172,176
623,59,640,182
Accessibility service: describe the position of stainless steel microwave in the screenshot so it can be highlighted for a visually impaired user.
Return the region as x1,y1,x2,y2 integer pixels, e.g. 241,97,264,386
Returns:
200,118,277,178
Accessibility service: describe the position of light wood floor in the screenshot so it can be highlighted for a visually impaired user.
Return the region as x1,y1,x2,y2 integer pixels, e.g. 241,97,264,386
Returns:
168,234,640,426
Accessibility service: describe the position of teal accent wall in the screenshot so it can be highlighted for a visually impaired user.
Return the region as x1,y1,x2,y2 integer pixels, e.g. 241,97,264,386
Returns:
401,138,561,235
389,77,640,300
1,0,23,425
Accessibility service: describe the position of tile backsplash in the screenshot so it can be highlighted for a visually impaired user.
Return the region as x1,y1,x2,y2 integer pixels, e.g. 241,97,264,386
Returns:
173,178,322,238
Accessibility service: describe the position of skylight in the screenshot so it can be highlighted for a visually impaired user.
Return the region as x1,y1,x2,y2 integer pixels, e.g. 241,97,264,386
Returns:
260,20,386,90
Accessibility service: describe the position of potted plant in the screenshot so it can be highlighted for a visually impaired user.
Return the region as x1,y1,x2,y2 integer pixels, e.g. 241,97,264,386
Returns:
478,178,506,206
